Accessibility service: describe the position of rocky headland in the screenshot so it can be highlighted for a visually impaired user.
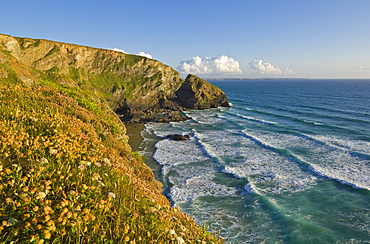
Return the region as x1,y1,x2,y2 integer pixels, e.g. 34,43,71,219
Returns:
0,34,227,243
0,34,229,122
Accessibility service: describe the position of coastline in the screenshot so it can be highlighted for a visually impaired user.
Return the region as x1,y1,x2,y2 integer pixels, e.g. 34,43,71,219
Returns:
124,122,145,151
125,122,163,180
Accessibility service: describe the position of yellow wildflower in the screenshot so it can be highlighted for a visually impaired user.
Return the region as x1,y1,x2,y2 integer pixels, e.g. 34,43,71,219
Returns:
175,237,185,244
39,158,49,164
36,192,47,199
29,235,36,242
5,198,13,204
80,160,91,166
92,173,100,181
45,180,52,186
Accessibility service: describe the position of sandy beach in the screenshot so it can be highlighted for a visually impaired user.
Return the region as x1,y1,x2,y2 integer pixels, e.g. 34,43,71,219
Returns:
124,123,145,151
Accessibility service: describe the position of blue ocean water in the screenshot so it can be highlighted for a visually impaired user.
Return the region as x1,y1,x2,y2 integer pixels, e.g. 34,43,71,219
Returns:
139,79,370,243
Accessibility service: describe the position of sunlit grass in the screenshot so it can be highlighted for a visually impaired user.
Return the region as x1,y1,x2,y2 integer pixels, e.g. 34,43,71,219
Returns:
0,85,224,243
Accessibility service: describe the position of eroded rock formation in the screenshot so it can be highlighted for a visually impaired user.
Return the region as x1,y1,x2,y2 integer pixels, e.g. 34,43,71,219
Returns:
0,34,230,122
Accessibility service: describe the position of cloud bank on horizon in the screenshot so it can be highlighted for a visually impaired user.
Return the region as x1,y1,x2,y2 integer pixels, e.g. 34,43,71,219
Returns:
353,65,370,71
249,60,295,75
177,55,297,77
177,55,243,76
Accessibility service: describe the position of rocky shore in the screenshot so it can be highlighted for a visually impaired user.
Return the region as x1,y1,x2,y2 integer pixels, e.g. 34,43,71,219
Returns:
0,33,228,243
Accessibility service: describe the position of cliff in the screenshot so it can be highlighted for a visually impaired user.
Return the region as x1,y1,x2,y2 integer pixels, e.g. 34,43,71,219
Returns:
0,34,226,243
0,34,229,122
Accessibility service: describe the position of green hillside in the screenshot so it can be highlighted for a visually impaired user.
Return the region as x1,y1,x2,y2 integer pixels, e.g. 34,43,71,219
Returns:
0,34,226,243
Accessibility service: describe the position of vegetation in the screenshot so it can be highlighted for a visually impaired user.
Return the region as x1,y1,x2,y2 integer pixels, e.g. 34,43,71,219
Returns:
0,64,22,86
16,38,41,50
0,85,224,243
123,54,144,67
0,34,227,243
44,45,60,59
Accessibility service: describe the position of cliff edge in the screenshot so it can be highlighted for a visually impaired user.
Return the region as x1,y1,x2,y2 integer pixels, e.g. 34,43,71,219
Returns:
0,34,229,122
0,34,225,243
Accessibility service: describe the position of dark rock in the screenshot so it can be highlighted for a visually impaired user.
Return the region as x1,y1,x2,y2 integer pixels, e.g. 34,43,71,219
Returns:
166,134,190,141
173,74,230,110
0,34,230,123
156,111,190,123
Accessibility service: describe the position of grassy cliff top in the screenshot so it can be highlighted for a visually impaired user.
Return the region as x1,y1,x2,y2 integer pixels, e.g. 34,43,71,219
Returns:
0,85,224,243
0,34,225,243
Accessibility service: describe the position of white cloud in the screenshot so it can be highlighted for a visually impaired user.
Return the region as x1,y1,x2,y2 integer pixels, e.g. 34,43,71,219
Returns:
249,60,295,75
354,65,370,71
110,48,152,59
137,52,152,59
284,67,295,75
177,55,242,75
110,48,127,53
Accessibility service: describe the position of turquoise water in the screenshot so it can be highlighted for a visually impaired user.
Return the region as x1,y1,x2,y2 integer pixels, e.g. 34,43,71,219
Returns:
139,79,370,243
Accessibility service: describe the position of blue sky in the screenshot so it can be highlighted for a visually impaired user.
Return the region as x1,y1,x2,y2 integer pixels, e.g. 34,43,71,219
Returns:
2,0,370,78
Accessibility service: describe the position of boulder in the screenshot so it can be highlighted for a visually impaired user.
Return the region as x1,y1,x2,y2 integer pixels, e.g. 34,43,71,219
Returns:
156,111,190,123
166,134,190,141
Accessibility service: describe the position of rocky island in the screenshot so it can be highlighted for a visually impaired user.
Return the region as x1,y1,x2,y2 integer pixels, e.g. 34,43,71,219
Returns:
0,34,227,243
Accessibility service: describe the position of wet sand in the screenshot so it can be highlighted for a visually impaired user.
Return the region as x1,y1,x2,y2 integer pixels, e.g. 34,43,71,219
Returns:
125,122,163,180
124,123,145,151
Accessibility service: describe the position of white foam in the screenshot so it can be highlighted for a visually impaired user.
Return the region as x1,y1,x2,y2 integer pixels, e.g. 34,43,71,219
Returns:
303,120,324,126
149,108,370,197
186,110,228,125
246,131,370,191
221,150,317,195
244,183,260,194
169,174,238,203
194,129,316,195
310,134,370,155
153,139,210,166
194,130,251,158
240,115,277,125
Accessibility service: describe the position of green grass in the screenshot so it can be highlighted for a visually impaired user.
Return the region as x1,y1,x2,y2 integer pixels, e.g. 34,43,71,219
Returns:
0,64,22,85
123,54,144,67
16,38,41,50
0,36,226,242
44,45,60,59
0,86,224,243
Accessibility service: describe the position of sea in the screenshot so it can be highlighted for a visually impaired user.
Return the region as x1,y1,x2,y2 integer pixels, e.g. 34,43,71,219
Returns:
138,79,370,243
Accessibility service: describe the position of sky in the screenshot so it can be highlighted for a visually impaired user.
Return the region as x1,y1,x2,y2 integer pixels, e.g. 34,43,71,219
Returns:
1,0,370,79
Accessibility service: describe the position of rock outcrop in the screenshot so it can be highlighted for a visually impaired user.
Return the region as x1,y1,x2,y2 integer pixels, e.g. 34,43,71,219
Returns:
166,134,190,141
0,34,229,122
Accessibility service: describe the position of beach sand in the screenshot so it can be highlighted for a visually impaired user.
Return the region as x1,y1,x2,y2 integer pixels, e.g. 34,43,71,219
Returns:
125,122,163,180
124,123,145,151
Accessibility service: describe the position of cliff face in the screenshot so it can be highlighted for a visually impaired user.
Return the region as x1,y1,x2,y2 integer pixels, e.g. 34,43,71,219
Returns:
0,34,227,243
0,34,229,122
